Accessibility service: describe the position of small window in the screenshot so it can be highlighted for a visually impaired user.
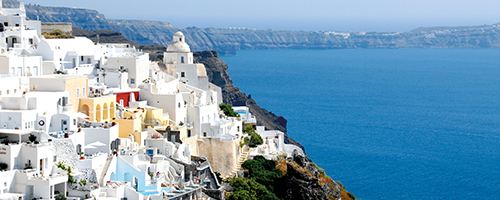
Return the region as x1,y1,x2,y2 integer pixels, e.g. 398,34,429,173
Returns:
6,90,9,95
178,103,180,108
3,22,7,27
76,88,80,98
73,119,76,125
203,132,207,137
53,156,57,162
29,38,33,44
181,72,185,77
181,56,184,63
180,38,182,42
187,130,191,137
130,78,135,84
13,89,16,93
81,56,84,61
15,23,19,27
59,58,62,61
157,100,160,104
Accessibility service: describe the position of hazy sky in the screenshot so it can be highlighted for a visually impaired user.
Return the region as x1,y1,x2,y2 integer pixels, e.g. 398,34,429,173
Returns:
20,0,500,32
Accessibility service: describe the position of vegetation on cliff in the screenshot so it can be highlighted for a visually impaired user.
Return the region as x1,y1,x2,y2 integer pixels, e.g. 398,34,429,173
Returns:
42,29,74,39
228,154,355,200
228,156,282,200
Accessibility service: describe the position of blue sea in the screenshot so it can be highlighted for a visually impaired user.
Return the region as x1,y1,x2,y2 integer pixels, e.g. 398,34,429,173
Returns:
221,49,500,200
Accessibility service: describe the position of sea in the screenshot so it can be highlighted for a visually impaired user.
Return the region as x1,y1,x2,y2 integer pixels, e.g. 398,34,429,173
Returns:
220,48,500,200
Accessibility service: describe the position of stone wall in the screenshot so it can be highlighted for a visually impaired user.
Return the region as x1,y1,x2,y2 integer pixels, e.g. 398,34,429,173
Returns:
196,138,239,177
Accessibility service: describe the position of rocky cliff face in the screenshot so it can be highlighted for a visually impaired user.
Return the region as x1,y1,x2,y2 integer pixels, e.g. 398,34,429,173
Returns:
275,152,345,200
193,50,304,150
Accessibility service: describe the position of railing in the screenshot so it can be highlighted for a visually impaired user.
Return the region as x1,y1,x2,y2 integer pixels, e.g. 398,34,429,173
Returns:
196,161,211,170
28,172,67,180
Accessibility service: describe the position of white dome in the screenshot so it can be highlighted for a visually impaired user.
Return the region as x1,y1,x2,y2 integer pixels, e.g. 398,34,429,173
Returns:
167,42,191,52
174,31,184,36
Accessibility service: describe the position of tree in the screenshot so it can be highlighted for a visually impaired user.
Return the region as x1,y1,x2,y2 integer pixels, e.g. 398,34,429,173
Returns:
219,103,240,117
228,156,282,200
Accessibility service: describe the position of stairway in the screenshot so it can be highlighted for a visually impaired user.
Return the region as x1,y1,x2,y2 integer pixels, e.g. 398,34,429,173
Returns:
223,148,251,180
99,156,114,186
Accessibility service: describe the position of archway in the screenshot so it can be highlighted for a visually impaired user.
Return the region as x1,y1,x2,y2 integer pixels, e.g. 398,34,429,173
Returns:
95,104,101,122
124,172,133,182
103,103,108,121
110,102,116,119
81,104,89,116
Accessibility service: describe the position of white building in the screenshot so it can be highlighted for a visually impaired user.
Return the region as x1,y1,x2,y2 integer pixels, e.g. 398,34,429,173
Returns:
33,37,98,75
164,32,209,90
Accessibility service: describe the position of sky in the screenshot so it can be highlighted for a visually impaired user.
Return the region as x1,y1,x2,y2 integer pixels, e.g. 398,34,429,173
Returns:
19,0,500,32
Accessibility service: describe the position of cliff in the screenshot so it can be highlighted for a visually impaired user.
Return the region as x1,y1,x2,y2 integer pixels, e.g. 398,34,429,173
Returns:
5,0,500,55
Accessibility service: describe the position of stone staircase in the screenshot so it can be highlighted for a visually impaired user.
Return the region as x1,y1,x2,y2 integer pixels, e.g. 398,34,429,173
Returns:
224,148,251,180
99,156,114,187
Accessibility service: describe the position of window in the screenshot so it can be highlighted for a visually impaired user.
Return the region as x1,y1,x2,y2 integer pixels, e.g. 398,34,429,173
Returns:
17,67,22,76
73,119,76,125
181,72,185,77
120,100,124,106
178,103,180,108
29,38,33,44
15,24,19,27
76,88,80,98
187,130,191,137
81,56,84,61
87,58,91,64
6,90,9,95
53,156,57,162
3,22,7,27
13,89,16,93
203,132,207,137
181,56,184,63
26,67,30,75
82,86,86,97
5,38,7,43
33,66,38,76
130,78,135,84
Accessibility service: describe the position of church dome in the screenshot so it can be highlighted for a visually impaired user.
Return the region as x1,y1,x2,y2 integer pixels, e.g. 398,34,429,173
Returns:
167,31,191,52
167,41,191,52
174,31,184,36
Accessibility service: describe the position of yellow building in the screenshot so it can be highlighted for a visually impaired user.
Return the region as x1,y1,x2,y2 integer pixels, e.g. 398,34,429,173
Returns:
78,95,117,122
30,75,88,112
113,107,170,146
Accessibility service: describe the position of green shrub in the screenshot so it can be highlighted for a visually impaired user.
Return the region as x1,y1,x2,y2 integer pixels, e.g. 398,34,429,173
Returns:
228,156,281,200
219,103,240,117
